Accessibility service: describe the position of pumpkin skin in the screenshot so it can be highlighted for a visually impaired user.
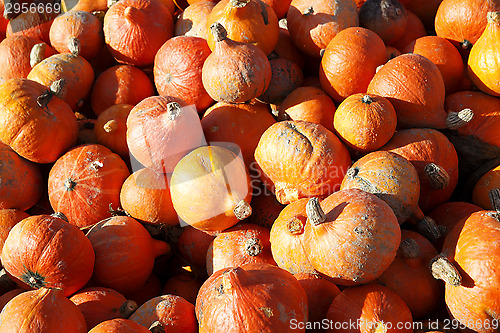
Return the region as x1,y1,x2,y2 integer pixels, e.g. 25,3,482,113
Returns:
129,295,197,332
89,319,151,333
277,86,336,132
94,104,133,159
170,145,253,232
472,164,500,210
176,226,216,269
127,273,163,307
202,23,272,103
205,0,279,56
287,0,359,58
0,209,30,259
91,64,155,116
0,288,24,312
175,1,216,39
319,27,387,103
103,0,174,66
0,78,78,164
254,120,352,205
0,143,43,211
273,27,306,70
47,144,130,228
381,128,459,213
389,9,426,51
27,52,95,111
154,36,214,113
119,168,178,226
0,287,87,333
206,223,277,275
86,216,171,295
6,10,57,44
257,57,304,105
126,98,206,173
468,11,500,97
304,189,401,286
49,10,104,61
326,283,413,333
434,211,500,333
1,214,95,296
70,287,138,330
333,93,397,153
245,179,285,229
376,230,442,319
261,0,292,18
402,36,464,95
162,272,203,305
0,36,55,84
367,53,448,129
195,263,309,333
201,100,276,168
398,0,442,30
359,0,408,45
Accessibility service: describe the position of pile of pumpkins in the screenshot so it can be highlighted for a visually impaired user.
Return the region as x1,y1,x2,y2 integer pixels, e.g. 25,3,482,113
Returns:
0,0,499,331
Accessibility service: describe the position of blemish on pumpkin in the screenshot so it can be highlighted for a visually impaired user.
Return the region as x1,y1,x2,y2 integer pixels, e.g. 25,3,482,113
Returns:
260,307,273,318
90,160,104,171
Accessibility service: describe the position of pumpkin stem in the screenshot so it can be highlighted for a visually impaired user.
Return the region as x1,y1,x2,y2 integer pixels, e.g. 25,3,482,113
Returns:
119,300,138,318
123,6,142,22
424,163,450,189
104,120,119,133
488,188,500,213
107,0,119,8
416,216,445,242
21,271,45,289
68,37,81,57
303,6,314,15
244,237,263,256
461,39,472,50
400,238,420,259
430,254,462,287
152,239,171,258
361,95,374,104
51,212,69,222
210,22,228,43
279,18,288,29
30,43,46,68
287,217,305,235
149,321,165,333
108,203,132,217
92,10,106,22
229,0,250,8
346,167,359,178
234,200,252,220
487,11,500,23
221,267,241,294
306,197,326,226
446,108,473,129
50,79,65,97
64,178,77,191
166,102,182,121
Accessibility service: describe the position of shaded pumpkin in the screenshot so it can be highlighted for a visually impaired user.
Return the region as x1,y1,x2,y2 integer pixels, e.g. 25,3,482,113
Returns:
77,119,98,145
257,57,304,105
0,209,30,259
0,288,24,312
261,0,292,18
388,9,426,51
6,10,57,44
174,1,216,39
472,164,500,209
1,214,95,296
162,272,203,305
272,27,306,70
195,263,309,332
398,0,442,30
176,226,216,270
89,319,151,333
359,0,408,45
0,143,43,211
126,273,163,307
95,104,133,159
244,178,285,229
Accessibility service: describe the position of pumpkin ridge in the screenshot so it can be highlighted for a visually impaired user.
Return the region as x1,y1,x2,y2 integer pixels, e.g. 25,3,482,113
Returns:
18,288,51,331
385,65,426,107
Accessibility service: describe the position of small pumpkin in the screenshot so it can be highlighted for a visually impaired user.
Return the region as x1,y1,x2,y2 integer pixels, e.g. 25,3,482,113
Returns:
89,319,151,333
174,1,216,39
95,104,133,159
359,0,408,45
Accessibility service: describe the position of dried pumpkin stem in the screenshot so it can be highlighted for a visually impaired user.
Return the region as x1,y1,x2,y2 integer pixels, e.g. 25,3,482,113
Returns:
306,197,326,226
446,108,474,129
210,22,228,42
461,40,472,50
487,11,500,23
400,238,420,259
424,163,450,189
234,200,252,220
68,37,81,57
303,6,314,15
279,18,288,29
108,0,119,8
230,0,250,8
51,212,69,222
430,254,462,287
361,95,374,104
416,216,445,242
287,217,305,235
149,321,165,333
30,43,46,68
119,300,138,318
488,188,500,212
244,237,263,256
104,120,119,133
92,10,106,22
166,102,181,121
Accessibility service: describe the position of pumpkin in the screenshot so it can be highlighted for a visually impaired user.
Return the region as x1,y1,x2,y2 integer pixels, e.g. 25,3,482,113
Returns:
340,151,443,241
254,120,351,204
257,57,304,105
386,46,402,61
270,198,317,275
129,295,197,332
176,226,216,270
367,53,449,129
467,11,500,97
205,0,279,56
162,272,203,305
94,104,133,159
174,1,215,39
70,287,138,330
303,189,401,285
195,263,309,332
0,36,55,84
201,100,276,169
89,319,151,333
1,214,95,296
286,0,359,57
206,223,276,275
381,128,459,213
402,36,464,95
319,27,387,103
0,143,43,211
431,210,500,333
294,273,341,327
103,0,174,66
377,230,443,319
127,98,206,173
273,27,306,70
6,10,57,44
244,178,285,229
434,0,500,54
277,86,336,132
47,144,130,228
359,0,408,45
388,9,426,51
472,164,500,209
326,283,413,333
0,289,24,312
49,10,104,61
27,52,95,111
0,287,87,332
0,209,29,259
398,0,442,30
0,1,8,36
154,36,213,113
170,145,252,232
86,216,171,295
126,273,163,307
120,168,178,226
333,93,397,154
202,22,272,103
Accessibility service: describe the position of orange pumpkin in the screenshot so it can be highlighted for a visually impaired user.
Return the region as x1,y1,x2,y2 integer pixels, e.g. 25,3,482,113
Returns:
6,10,57,44
1,214,95,296
0,209,29,259
94,104,133,159
174,1,216,40
389,9,427,51
126,273,163,306
359,0,408,45
176,226,216,269
47,144,130,228
0,289,24,312
257,57,304,105
89,319,151,333
162,272,203,304
273,27,306,70
472,164,500,209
